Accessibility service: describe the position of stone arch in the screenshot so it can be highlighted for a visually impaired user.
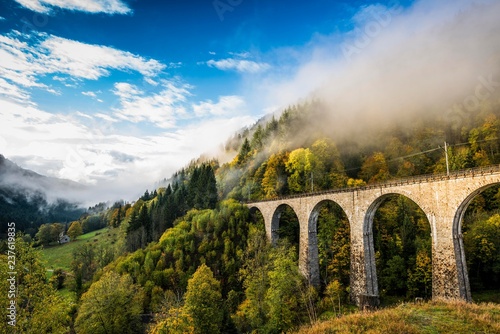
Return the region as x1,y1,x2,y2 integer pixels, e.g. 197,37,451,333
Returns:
248,206,266,230
363,192,432,298
452,181,500,301
307,199,351,287
271,203,300,246
248,206,262,219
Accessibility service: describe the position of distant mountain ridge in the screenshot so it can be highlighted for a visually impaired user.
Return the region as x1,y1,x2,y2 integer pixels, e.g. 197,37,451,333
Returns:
0,154,84,194
0,154,85,236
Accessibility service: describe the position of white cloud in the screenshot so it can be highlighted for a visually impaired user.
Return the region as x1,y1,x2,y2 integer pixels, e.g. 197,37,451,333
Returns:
0,98,255,204
0,100,95,174
13,0,132,15
0,33,47,92
46,87,60,95
82,91,97,98
40,35,165,79
75,111,93,119
112,80,192,128
207,58,270,73
82,90,104,102
52,75,79,87
0,78,31,103
94,113,117,122
113,82,142,99
168,62,182,68
192,95,246,117
144,77,158,86
0,16,5,21
0,31,166,103
229,51,251,58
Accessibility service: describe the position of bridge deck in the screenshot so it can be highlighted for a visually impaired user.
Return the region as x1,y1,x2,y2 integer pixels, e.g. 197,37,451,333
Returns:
246,164,500,204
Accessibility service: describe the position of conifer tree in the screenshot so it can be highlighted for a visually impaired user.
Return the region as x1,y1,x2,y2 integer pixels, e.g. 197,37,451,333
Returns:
237,138,252,165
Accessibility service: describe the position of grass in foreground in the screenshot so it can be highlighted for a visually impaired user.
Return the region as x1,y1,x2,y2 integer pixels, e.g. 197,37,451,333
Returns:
40,227,119,271
298,300,500,334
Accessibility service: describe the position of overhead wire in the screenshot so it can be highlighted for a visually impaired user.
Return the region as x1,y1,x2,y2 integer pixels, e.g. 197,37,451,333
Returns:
338,137,499,174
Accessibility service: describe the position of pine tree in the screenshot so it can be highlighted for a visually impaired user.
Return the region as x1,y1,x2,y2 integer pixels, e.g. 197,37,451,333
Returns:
189,167,201,208
251,124,264,151
138,204,151,244
127,209,140,232
237,138,252,165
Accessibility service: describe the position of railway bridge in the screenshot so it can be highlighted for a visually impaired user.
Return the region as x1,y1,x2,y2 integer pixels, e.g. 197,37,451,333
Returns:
246,165,500,306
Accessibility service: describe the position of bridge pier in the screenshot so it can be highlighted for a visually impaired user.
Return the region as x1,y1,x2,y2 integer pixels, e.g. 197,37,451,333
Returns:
347,207,376,306
299,212,317,285
430,212,471,301
350,230,372,305
303,204,320,287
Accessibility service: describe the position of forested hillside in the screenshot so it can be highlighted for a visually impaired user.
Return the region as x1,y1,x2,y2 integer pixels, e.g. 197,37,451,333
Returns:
3,98,500,333
0,155,85,236
219,99,500,200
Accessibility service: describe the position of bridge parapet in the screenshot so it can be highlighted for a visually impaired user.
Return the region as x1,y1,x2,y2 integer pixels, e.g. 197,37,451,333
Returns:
246,164,500,205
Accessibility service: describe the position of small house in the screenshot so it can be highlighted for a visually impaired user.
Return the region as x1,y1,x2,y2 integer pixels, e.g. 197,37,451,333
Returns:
59,232,70,244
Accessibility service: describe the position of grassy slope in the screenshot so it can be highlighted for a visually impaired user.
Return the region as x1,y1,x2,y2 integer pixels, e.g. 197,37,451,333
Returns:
40,227,119,271
297,301,500,334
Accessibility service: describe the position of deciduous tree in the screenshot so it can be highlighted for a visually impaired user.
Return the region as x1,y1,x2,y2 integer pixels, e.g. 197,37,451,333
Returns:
286,148,318,193
0,236,70,334
75,271,144,334
359,152,390,183
35,224,52,245
184,264,224,334
67,221,82,241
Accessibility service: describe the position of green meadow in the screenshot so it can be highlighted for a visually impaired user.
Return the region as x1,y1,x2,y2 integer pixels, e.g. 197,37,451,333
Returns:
40,227,119,271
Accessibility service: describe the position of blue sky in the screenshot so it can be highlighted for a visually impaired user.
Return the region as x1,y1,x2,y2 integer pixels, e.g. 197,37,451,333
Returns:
0,0,498,203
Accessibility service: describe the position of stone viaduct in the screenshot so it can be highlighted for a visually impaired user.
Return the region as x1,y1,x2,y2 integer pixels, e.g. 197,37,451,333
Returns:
246,165,500,306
